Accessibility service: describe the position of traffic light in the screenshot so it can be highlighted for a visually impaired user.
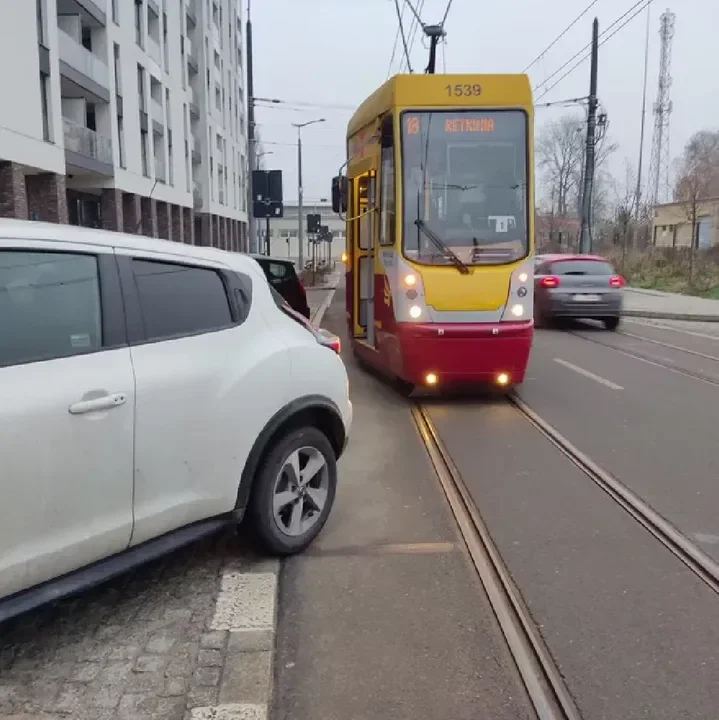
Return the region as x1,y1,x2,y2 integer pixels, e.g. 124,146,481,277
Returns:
307,213,321,234
252,170,283,219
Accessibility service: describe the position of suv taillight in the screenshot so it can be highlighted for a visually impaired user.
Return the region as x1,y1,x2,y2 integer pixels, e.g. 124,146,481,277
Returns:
609,275,625,288
281,303,341,354
540,276,560,288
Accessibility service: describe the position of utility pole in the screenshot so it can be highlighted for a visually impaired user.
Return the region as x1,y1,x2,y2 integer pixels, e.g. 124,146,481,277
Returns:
634,2,651,219
579,18,599,254
293,118,325,271
246,0,257,252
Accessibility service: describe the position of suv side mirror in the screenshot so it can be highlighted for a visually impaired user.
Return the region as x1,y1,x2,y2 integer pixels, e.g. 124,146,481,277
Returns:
331,176,348,214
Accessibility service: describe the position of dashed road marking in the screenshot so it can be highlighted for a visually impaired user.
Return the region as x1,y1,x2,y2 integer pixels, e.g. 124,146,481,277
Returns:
553,358,624,390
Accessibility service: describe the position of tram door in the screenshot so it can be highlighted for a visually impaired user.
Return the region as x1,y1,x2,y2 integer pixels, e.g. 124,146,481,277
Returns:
354,172,376,346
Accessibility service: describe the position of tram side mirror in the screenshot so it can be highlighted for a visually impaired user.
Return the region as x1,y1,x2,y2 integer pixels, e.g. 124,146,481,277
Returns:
332,176,348,214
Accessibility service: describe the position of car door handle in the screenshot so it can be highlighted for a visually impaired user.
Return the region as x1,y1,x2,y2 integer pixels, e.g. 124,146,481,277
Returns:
69,393,127,415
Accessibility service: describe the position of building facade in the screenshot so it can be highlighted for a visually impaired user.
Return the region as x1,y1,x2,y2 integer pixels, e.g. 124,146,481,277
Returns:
0,0,248,249
653,199,719,248
259,202,345,266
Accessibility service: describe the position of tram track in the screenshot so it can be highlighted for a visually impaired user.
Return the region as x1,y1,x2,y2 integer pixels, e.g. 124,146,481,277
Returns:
412,404,582,720
567,328,719,387
414,393,719,719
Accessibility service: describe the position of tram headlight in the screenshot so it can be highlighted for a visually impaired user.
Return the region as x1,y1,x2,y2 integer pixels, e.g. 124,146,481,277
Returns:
409,304,422,319
404,273,417,287
425,372,438,386
496,372,510,386
518,272,528,283
510,303,525,317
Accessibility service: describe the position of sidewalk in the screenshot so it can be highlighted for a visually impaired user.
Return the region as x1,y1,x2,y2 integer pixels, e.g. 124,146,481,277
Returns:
623,287,719,322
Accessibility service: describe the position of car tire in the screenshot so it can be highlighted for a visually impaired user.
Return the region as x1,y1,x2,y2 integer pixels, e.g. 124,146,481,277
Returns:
604,316,620,331
249,427,337,556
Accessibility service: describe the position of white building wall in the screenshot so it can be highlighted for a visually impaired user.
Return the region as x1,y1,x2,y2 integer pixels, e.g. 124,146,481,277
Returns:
0,0,65,174
262,204,346,265
0,0,247,228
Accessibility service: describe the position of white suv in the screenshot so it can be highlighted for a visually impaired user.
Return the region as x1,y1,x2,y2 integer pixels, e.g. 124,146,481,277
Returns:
0,220,352,623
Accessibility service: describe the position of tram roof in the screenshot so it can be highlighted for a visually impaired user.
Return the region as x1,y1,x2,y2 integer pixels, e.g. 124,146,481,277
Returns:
347,74,533,137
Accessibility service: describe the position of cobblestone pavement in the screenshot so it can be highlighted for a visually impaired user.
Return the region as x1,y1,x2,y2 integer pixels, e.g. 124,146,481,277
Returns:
0,532,277,720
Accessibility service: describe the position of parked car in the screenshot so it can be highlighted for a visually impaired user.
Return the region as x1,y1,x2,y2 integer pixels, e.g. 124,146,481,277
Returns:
0,220,351,623
534,253,625,330
251,254,310,319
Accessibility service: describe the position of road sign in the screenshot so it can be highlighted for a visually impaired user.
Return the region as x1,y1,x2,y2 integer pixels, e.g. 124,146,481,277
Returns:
252,170,283,219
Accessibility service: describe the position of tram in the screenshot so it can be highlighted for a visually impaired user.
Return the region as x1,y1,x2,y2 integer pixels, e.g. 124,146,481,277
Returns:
331,73,535,394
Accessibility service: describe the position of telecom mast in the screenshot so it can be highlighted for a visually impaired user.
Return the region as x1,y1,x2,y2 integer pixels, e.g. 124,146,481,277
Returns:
646,9,676,208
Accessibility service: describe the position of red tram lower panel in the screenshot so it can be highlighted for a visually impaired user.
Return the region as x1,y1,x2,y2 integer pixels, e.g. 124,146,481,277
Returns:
394,320,534,386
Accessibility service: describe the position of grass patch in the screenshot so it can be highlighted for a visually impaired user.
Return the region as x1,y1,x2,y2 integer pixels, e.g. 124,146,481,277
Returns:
604,247,719,297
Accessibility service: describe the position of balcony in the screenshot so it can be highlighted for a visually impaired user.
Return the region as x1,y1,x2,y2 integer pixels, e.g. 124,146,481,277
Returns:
58,29,109,90
147,35,162,67
189,87,200,117
155,156,166,183
193,180,203,209
186,37,198,72
63,117,113,174
185,0,197,23
150,97,164,126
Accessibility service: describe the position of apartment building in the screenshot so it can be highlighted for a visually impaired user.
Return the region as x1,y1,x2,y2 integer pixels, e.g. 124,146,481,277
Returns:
0,0,248,249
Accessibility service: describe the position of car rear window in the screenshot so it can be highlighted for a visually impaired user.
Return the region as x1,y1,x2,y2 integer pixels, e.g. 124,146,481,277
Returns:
548,259,614,276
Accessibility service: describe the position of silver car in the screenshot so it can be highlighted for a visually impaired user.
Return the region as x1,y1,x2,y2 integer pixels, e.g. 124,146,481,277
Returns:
534,254,625,330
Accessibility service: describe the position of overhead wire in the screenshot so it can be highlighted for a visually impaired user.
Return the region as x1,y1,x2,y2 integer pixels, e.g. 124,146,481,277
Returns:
522,0,601,73
400,0,426,73
387,0,410,77
534,0,651,99
536,0,652,101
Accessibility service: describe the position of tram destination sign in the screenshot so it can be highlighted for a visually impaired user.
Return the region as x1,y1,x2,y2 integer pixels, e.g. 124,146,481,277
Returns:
405,115,497,135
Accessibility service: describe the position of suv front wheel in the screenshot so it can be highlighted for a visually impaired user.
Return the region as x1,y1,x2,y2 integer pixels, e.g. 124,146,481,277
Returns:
249,427,338,555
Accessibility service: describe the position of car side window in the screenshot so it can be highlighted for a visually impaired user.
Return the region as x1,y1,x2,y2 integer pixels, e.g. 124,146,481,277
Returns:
267,262,289,280
132,259,233,341
0,250,102,367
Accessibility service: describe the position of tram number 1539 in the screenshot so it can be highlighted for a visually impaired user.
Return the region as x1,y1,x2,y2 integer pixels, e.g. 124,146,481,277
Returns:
445,84,482,97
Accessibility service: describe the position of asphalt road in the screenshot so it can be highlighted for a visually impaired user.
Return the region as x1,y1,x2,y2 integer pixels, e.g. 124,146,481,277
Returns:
273,290,536,720
423,315,719,719
519,319,719,562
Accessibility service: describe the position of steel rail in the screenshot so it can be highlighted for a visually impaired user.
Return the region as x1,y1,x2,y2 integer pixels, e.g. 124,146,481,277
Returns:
412,405,581,720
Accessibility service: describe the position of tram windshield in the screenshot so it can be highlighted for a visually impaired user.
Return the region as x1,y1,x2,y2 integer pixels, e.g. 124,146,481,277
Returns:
401,110,528,266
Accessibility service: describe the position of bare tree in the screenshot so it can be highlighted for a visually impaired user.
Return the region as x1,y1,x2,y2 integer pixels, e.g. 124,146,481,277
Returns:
610,160,638,268
536,113,618,221
536,115,584,217
675,130,719,201
675,148,714,285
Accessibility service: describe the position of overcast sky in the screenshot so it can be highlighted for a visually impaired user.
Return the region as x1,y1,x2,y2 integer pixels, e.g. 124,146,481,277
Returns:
250,0,718,208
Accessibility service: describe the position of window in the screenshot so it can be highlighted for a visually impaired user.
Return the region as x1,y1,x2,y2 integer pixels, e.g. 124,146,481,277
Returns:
36,0,46,45
379,114,396,246
113,43,121,95
0,251,102,367
548,259,614,276
401,109,528,266
134,0,143,47
40,73,51,142
132,260,232,340
140,128,149,176
117,114,126,167
111,0,118,24
137,63,146,111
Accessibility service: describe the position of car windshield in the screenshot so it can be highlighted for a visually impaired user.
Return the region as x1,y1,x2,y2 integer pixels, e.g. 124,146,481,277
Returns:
549,260,614,275
401,110,528,266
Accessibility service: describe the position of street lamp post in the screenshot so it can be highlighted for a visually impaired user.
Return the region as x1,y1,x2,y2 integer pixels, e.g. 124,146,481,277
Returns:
293,118,325,271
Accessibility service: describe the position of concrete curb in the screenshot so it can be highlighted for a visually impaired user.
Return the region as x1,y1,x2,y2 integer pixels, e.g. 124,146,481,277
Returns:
622,310,719,322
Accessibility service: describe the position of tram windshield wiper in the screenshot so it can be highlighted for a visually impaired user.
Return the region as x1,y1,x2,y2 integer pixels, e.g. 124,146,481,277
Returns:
414,218,470,274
